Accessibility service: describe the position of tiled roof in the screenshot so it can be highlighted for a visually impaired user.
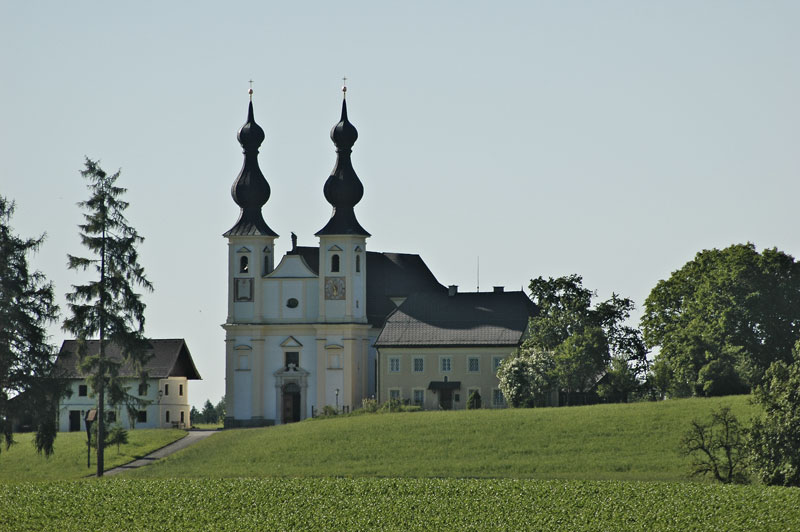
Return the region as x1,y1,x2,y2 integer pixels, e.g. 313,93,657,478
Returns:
375,291,536,347
55,339,201,380
290,247,446,327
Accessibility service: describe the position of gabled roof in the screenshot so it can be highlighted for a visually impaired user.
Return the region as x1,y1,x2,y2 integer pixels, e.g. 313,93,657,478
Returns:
288,246,446,327
55,339,201,380
375,291,537,347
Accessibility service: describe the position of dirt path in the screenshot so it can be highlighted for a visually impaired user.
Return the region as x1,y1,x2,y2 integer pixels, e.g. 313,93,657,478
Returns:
104,429,217,476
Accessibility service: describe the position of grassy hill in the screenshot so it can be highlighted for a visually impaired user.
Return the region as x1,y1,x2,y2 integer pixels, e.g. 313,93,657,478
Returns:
0,429,185,482
128,395,759,482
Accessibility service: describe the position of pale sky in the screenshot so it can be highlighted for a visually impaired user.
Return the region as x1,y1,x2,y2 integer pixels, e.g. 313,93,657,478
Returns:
2,1,798,408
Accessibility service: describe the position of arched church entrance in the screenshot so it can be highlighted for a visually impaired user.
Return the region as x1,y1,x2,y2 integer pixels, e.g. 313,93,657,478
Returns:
282,382,301,424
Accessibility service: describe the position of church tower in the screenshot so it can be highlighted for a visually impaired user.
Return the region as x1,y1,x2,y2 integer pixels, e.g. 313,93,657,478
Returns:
223,90,278,424
313,84,372,410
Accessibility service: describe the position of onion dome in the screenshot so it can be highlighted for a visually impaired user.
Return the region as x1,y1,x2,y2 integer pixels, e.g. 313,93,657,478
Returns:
224,91,278,237
316,90,370,237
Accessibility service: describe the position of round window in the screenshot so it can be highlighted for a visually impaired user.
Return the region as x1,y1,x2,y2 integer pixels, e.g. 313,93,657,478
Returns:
286,298,299,308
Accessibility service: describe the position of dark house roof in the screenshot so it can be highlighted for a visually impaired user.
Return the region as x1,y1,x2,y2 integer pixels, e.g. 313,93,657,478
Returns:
55,339,201,380
289,246,446,327
374,291,537,347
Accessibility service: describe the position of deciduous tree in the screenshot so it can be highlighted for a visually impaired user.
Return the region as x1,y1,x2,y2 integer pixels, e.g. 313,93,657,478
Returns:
0,197,63,456
63,158,153,477
642,243,800,396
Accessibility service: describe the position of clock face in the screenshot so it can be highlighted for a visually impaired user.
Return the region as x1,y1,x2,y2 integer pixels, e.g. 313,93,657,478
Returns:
325,277,346,300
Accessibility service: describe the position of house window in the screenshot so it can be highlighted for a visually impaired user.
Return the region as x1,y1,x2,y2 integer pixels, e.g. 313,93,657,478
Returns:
137,410,147,423
413,357,424,372
355,254,361,273
138,383,148,396
179,384,183,396
285,351,299,369
468,357,480,373
164,384,169,396
78,384,88,396
389,357,400,373
493,356,504,372
413,389,425,405
106,411,116,423
331,254,340,272
440,357,452,372
166,411,170,423
389,389,401,400
239,256,249,273
180,411,185,424
492,389,505,407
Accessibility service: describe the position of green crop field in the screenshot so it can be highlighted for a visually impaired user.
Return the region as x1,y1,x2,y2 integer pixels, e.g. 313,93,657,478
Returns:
0,429,186,482
128,395,759,481
1,477,798,532
2,396,797,531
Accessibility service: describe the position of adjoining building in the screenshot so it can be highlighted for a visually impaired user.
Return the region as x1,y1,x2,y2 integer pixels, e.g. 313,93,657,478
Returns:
223,87,536,426
54,339,201,431
375,287,536,410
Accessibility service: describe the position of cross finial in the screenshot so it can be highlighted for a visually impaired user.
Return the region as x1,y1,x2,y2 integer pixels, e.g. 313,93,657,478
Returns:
342,76,347,99
248,79,254,100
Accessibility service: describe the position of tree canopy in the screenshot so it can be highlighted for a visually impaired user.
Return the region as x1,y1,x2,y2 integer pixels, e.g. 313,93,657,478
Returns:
642,243,800,396
500,275,647,406
63,158,153,476
0,197,62,456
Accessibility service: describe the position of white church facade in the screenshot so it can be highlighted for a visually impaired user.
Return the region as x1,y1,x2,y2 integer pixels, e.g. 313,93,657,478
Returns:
223,88,535,427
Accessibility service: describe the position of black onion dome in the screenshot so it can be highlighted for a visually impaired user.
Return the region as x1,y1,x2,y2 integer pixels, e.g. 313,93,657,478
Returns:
316,98,370,237
224,99,278,237
330,99,358,148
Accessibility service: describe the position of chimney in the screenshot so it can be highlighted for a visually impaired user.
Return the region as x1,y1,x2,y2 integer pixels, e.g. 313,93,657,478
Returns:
493,286,504,293
448,285,458,296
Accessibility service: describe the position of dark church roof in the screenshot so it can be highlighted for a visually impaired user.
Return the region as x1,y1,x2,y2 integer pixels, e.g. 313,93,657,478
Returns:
289,246,446,327
374,291,536,347
55,339,201,380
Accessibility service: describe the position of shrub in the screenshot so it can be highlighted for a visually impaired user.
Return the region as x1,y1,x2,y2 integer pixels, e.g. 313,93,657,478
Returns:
466,390,482,409
748,353,800,487
321,405,338,417
680,406,748,484
379,399,404,413
360,399,378,413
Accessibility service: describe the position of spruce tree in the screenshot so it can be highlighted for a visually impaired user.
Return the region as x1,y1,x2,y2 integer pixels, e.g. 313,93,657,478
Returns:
0,196,61,456
63,158,153,477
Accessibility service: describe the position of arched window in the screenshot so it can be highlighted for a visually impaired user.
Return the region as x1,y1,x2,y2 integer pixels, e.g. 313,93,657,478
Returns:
240,256,249,273
331,254,340,272
263,252,271,275
355,254,361,273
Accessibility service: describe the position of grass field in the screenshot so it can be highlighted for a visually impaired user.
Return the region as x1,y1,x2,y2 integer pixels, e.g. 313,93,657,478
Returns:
0,429,186,482
3,396,795,531
127,395,759,481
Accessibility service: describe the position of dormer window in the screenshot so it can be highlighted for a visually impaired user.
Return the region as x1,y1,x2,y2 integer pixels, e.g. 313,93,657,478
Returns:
240,256,249,273
331,254,340,272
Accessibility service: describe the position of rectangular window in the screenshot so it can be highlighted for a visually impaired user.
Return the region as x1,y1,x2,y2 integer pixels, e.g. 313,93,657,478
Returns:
164,384,169,396
493,389,505,407
413,357,424,372
440,357,452,372
389,357,400,373
138,383,148,396
413,389,424,405
106,411,116,423
166,410,170,423
137,410,147,423
389,389,401,400
468,357,480,373
285,351,299,369
78,384,88,397
180,411,185,424
179,384,184,396
493,356,504,372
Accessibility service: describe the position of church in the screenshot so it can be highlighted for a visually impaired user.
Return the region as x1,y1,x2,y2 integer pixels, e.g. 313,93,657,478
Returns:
223,87,536,427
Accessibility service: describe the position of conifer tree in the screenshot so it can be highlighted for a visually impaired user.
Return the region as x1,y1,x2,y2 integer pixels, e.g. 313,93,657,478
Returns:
0,196,61,456
63,158,153,477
